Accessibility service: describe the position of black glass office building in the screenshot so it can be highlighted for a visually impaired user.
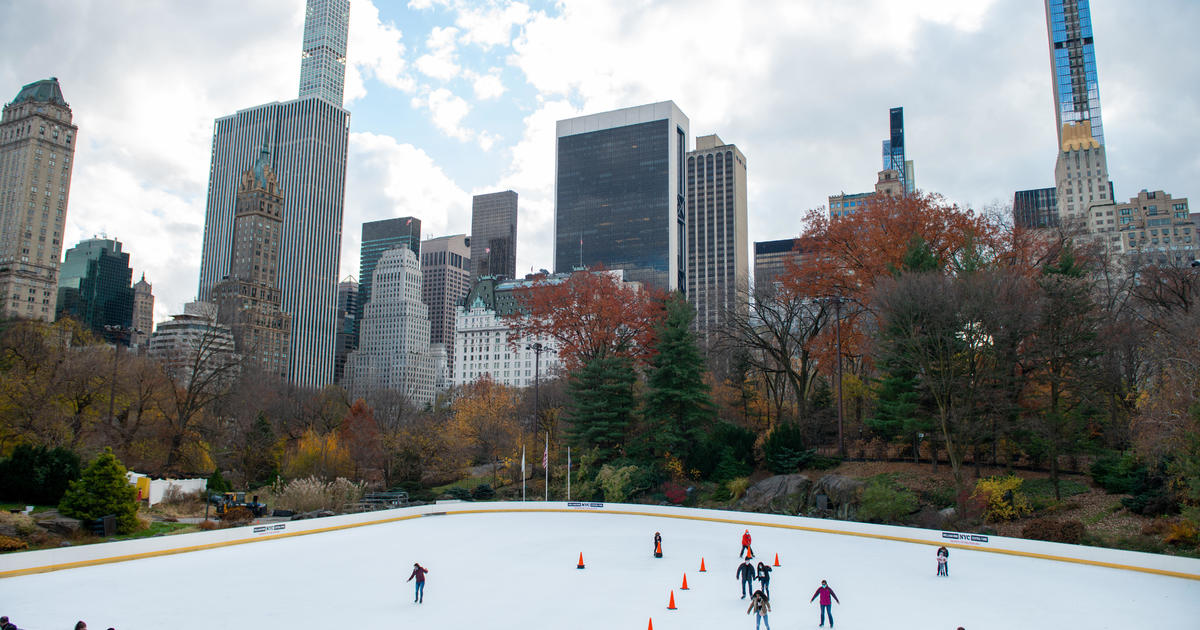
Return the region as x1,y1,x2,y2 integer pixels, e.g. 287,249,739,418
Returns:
1014,187,1060,229
554,102,690,292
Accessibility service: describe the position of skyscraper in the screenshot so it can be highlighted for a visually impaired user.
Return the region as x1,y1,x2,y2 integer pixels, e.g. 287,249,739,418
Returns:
881,107,915,194
685,134,747,340
333,277,357,384
555,102,690,292
0,78,77,322
470,191,517,281
356,216,421,346
753,239,805,294
1047,0,1111,231
210,146,292,380
298,0,350,106
132,274,154,349
345,247,434,405
197,0,350,387
55,237,134,344
421,234,470,347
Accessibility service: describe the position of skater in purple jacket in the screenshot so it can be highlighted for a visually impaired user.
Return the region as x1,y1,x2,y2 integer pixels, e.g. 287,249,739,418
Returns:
810,579,840,627
407,562,429,603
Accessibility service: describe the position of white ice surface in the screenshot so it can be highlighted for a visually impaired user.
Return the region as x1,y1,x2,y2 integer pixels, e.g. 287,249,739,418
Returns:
2,509,1199,630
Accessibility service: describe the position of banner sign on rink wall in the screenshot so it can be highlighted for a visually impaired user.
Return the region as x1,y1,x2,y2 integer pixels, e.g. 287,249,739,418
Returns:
252,523,287,536
941,531,989,545
567,502,604,509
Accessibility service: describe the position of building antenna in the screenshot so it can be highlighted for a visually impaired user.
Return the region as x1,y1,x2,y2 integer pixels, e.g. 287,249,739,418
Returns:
578,231,583,268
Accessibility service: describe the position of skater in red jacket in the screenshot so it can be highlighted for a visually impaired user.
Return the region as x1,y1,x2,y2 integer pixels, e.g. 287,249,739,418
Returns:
407,562,429,603
740,529,753,558
810,579,840,627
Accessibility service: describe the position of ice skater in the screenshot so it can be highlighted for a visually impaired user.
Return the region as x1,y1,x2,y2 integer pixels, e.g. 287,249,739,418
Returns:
407,562,429,603
810,579,840,627
937,545,950,577
756,561,772,597
746,588,771,630
740,529,754,558
736,558,756,599
654,531,663,558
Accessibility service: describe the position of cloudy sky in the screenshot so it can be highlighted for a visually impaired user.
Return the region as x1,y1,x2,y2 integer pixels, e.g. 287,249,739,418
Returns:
2,0,1197,322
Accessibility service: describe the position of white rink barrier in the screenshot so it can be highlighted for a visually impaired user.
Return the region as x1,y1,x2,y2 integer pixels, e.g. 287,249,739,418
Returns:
2,501,1198,581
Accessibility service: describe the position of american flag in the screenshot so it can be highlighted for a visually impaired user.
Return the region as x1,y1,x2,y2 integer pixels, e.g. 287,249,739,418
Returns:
542,441,549,469
405,218,412,225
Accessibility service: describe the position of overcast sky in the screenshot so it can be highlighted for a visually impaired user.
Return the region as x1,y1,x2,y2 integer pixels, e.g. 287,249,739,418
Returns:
2,0,1197,323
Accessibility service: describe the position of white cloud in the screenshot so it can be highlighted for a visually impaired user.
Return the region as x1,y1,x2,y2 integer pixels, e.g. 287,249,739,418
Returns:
476,130,499,152
455,2,533,49
471,71,506,100
411,88,474,141
343,132,471,278
345,0,415,105
414,26,461,81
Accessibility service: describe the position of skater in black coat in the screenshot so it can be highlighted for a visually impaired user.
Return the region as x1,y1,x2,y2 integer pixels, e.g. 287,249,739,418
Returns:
654,531,663,558
937,545,950,576
736,559,756,598
756,561,772,597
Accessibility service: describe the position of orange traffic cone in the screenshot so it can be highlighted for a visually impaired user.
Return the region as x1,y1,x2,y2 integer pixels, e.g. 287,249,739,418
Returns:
699,557,707,572
667,590,677,610
648,618,654,630
774,552,781,567
577,552,585,569
681,573,689,590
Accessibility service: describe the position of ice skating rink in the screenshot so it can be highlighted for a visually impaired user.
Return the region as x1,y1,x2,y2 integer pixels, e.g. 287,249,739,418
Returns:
2,504,1198,629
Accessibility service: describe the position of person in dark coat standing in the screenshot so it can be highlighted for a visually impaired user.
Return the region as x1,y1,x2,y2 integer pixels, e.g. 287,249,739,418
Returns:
810,579,840,627
936,545,950,576
755,561,772,597
736,559,756,599
407,562,429,603
746,588,771,630
740,529,753,558
654,531,663,558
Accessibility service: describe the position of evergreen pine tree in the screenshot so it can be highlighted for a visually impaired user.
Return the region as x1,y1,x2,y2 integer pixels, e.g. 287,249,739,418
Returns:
58,447,141,534
566,354,637,462
641,294,715,465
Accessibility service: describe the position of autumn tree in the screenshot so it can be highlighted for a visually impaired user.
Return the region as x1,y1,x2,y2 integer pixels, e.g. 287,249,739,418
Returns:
284,428,353,480
506,267,662,370
339,399,384,482
450,376,520,486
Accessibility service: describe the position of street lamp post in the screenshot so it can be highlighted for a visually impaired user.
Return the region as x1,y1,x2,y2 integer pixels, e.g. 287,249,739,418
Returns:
833,297,845,458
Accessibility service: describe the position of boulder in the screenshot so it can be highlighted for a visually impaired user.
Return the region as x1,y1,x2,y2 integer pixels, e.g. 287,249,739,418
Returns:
809,474,865,519
739,474,812,514
34,511,82,537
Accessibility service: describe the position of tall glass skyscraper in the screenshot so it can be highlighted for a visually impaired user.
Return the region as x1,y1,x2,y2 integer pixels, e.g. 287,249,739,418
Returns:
881,107,914,194
56,237,134,345
1047,0,1103,148
554,102,690,292
356,216,421,346
470,191,517,282
686,134,747,341
197,0,350,387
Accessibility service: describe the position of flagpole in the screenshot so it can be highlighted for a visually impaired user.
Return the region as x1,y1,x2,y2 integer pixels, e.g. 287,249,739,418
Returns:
567,447,571,501
544,433,549,501
521,444,526,501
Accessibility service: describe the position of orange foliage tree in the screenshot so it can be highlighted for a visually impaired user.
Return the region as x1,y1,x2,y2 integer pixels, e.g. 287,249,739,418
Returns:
450,376,521,486
506,267,663,370
338,399,384,482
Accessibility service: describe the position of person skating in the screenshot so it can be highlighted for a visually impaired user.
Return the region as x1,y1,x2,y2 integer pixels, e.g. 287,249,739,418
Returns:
407,562,429,603
810,579,840,627
937,545,950,577
740,529,754,558
755,561,772,597
0,616,16,630
746,588,771,630
736,559,756,599
654,531,663,558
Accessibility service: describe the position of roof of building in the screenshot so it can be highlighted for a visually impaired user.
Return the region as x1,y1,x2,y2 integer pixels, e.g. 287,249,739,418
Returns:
11,77,67,107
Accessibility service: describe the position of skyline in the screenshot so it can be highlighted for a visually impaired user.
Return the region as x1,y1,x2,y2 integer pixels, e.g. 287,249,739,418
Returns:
1,0,1197,322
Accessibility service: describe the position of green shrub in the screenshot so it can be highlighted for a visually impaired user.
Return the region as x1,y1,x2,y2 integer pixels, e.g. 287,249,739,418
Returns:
727,477,750,501
711,446,753,483
207,468,232,493
0,443,81,505
1090,451,1144,494
445,487,472,501
921,484,957,509
857,476,918,523
58,448,141,534
471,483,495,500
762,422,810,474
1022,477,1089,500
596,464,652,502
692,422,756,480
1021,518,1086,544
806,453,843,470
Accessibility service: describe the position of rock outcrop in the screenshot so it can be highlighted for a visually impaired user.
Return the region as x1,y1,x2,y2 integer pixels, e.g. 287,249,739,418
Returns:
739,474,812,514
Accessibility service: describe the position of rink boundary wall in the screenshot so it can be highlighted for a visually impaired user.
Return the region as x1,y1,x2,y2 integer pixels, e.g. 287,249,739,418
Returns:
3,501,1198,581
